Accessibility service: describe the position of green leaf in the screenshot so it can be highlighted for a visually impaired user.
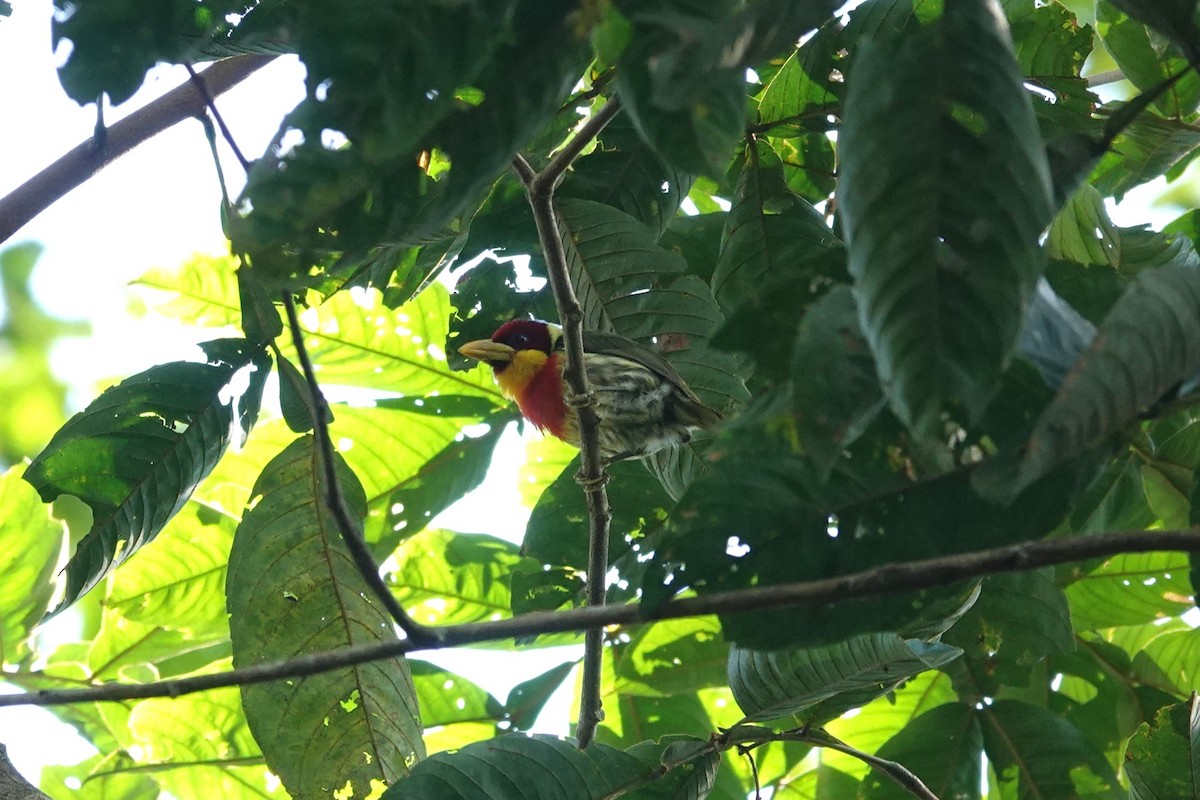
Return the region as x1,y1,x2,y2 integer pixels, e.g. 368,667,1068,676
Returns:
862,703,983,800
276,355,323,434
1106,0,1200,60
388,529,520,626
559,115,692,238
236,267,283,343
505,660,577,732
379,733,704,800
1065,552,1194,630
789,286,886,479
1000,263,1200,498
1090,111,1200,201
523,456,673,611
1046,185,1121,267
40,753,159,800
385,407,515,548
942,570,1073,693
1095,2,1200,118
409,659,504,729
710,142,843,316
1125,694,1200,800
1135,628,1200,697
104,501,234,638
226,437,424,795
728,633,961,723
612,617,728,698
125,687,286,799
0,464,66,665
837,0,1053,436
980,699,1122,799
24,339,270,610
132,255,241,330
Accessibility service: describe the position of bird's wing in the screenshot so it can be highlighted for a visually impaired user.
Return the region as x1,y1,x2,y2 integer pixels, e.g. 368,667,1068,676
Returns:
580,329,719,417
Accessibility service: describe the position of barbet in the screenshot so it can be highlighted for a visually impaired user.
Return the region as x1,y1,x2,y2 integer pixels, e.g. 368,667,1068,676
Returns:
458,319,721,462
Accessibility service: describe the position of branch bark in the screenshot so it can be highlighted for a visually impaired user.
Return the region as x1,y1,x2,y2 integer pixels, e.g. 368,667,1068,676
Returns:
4,527,1198,710
513,96,623,749
0,55,275,244
281,292,440,647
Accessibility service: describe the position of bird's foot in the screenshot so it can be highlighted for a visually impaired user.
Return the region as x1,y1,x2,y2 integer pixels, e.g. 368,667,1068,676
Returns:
564,390,596,409
573,468,611,491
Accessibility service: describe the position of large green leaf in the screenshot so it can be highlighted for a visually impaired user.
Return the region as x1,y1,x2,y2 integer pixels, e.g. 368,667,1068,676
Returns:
0,463,66,666
1095,2,1200,118
1125,695,1200,800
125,687,285,800
1106,0,1200,59
24,338,270,610
104,501,234,638
226,437,424,796
1064,551,1194,630
941,570,1073,693
610,617,729,698
980,700,1122,799
728,634,961,723
999,263,1200,498
1090,111,1200,201
388,529,520,626
710,143,843,316
861,703,983,800
379,733,714,800
837,0,1053,436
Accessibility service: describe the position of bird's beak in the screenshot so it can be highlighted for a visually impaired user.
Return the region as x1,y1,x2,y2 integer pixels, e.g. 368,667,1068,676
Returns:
458,339,515,365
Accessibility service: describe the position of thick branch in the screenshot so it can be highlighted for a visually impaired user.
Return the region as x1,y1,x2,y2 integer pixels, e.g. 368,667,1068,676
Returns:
0,55,275,244
5,528,1199,710
281,293,440,647
512,96,622,749
0,744,49,800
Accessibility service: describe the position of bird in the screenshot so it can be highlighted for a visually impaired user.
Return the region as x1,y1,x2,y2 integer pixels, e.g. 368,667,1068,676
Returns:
458,319,722,462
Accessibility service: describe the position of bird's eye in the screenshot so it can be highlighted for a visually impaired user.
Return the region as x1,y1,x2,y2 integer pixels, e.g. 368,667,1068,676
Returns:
512,334,529,347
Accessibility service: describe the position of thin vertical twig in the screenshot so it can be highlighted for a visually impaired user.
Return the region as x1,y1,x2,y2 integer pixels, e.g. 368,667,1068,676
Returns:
184,63,252,172
512,96,622,748
282,294,440,646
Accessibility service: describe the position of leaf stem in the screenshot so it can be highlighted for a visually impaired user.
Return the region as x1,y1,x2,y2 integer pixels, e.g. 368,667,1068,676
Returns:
512,95,622,749
281,292,440,647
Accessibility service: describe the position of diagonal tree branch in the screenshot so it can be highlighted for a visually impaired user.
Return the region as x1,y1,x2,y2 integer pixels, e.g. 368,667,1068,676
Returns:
0,55,275,244
513,95,623,749
281,292,441,647
4,528,1198,710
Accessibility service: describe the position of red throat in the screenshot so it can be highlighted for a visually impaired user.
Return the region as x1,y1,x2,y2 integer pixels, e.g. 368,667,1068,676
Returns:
514,352,569,438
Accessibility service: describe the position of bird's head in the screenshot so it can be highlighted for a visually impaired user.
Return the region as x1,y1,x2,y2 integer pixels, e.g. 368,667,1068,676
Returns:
458,319,564,397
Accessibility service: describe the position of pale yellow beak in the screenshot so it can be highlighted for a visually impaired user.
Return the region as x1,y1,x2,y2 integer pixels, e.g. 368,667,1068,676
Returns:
458,339,515,364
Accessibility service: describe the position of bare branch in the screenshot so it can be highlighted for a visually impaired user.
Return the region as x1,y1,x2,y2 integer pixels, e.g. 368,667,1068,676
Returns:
0,55,275,244
0,744,49,800
512,95,622,748
4,528,1199,710
796,730,940,800
281,292,440,647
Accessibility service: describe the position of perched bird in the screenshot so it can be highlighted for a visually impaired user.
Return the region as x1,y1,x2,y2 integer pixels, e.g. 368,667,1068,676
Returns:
458,319,721,462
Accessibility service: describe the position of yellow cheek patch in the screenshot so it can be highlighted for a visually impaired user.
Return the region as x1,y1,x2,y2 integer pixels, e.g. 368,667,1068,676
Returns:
496,349,550,399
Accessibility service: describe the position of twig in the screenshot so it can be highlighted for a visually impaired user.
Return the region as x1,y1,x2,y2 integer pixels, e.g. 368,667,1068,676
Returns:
0,55,274,243
184,63,252,172
4,528,1199,709
512,95,622,749
797,730,940,800
281,293,440,647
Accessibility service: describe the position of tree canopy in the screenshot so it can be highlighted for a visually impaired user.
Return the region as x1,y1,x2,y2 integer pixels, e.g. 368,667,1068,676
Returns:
3,0,1200,798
